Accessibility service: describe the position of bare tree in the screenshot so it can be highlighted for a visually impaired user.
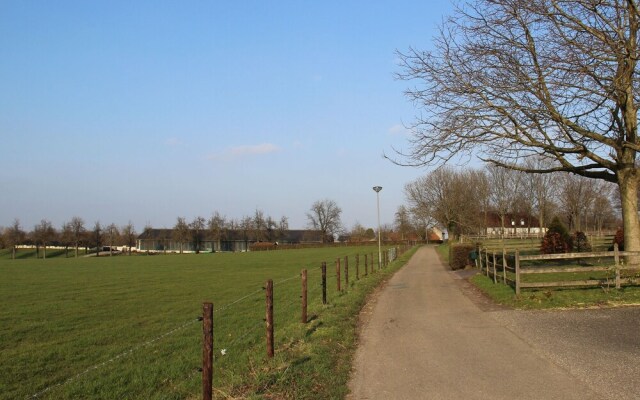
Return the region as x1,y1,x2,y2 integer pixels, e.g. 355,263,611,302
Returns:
5,219,25,259
173,217,190,254
306,199,343,242
349,222,369,243
92,221,103,257
69,216,85,258
33,219,56,259
405,167,482,239
558,174,598,231
208,211,227,251
591,189,617,234
396,0,640,252
277,216,289,240
190,216,207,253
394,205,414,240
240,216,253,248
106,223,119,256
523,157,558,231
487,165,524,235
121,222,136,255
60,222,74,257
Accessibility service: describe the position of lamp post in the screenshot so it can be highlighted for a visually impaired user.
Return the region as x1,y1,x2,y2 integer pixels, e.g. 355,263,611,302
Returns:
373,186,382,268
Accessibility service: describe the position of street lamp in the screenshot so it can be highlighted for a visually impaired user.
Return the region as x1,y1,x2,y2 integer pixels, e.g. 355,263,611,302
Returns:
373,186,382,268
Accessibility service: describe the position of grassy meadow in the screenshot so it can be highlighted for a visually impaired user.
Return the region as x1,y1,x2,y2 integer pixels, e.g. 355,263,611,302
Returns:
0,245,415,399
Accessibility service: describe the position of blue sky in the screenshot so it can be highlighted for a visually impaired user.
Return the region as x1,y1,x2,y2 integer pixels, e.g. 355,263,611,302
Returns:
0,1,455,232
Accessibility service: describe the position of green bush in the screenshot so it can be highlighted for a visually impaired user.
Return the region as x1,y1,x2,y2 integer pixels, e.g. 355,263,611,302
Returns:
572,231,591,252
449,243,475,270
612,228,624,251
540,217,573,254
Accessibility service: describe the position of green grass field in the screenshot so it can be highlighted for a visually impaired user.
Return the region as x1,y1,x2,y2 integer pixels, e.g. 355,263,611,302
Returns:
0,245,415,399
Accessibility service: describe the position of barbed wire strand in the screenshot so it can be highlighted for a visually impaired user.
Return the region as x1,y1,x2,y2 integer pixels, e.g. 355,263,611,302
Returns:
28,317,200,399
214,319,265,356
214,287,265,315
273,273,301,286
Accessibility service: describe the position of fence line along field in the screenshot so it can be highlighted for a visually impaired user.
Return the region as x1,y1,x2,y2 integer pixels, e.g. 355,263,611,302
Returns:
0,245,410,399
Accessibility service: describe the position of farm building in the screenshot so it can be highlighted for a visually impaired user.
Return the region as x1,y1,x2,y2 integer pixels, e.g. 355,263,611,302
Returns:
136,229,324,253
484,212,546,236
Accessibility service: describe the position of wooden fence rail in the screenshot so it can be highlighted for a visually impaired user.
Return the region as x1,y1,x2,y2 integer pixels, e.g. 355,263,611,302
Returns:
478,244,640,295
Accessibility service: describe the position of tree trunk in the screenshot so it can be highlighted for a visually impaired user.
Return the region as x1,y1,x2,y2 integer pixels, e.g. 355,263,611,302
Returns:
12,246,16,260
75,244,79,258
619,170,640,261
43,244,47,259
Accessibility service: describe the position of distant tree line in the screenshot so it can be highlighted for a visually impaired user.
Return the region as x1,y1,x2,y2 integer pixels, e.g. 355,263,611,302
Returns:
0,199,351,258
0,217,138,259
403,161,621,240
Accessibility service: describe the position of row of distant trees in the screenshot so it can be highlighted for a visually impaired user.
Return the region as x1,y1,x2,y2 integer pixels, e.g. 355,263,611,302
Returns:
403,161,621,239
0,217,138,259
0,199,354,258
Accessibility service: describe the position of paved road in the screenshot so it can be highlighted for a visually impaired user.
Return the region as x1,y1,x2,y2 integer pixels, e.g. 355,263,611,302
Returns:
348,246,640,399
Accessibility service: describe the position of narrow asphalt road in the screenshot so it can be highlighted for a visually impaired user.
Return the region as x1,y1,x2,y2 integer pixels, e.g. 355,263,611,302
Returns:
348,246,640,399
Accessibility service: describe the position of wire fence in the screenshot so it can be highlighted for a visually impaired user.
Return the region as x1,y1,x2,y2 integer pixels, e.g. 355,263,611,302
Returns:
24,245,412,399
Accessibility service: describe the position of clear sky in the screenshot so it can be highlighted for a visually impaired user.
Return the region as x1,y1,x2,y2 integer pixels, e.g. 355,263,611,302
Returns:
0,1,455,232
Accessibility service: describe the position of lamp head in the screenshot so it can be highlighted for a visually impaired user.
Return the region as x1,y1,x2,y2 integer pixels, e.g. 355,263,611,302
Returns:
372,186,382,193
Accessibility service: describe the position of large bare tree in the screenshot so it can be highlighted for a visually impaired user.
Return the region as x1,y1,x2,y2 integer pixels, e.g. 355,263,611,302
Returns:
405,167,483,239
306,199,342,242
396,0,640,252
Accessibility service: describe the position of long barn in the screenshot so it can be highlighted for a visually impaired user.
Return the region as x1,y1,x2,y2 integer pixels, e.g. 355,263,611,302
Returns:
136,228,323,253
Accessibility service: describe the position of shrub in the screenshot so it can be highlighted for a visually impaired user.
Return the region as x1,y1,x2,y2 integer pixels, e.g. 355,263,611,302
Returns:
572,231,591,252
540,232,571,254
449,243,475,270
540,217,573,254
547,217,573,248
612,228,624,251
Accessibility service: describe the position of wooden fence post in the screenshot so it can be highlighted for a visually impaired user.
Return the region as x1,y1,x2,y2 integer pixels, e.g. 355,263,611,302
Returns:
485,251,490,278
502,249,507,285
202,302,213,400
265,279,274,358
364,254,368,276
515,250,521,295
344,256,349,287
492,252,497,284
356,254,360,280
301,269,308,323
478,249,483,273
614,243,621,289
321,262,327,305
336,259,341,292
